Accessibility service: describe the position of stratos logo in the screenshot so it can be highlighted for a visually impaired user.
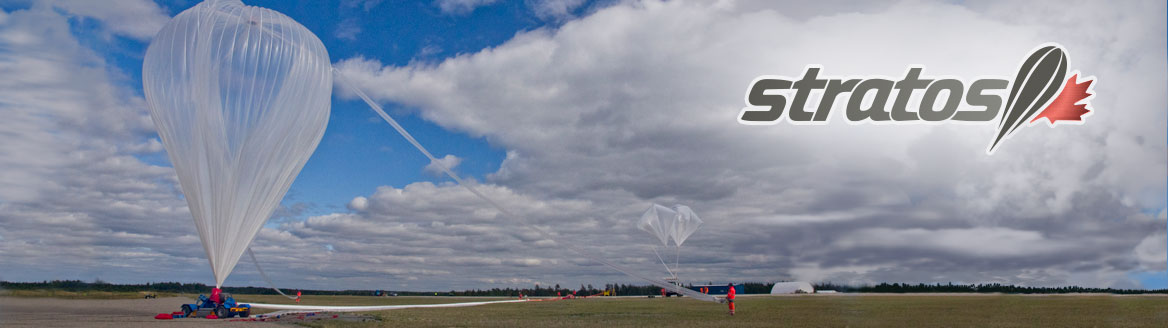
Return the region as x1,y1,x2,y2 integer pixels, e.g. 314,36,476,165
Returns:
738,43,1096,154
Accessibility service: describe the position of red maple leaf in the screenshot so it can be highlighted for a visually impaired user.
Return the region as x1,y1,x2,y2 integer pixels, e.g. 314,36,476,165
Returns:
1030,73,1093,124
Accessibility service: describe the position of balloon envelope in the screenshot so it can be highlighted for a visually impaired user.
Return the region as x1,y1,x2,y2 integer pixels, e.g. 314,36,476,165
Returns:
670,205,702,246
638,204,676,246
142,0,331,287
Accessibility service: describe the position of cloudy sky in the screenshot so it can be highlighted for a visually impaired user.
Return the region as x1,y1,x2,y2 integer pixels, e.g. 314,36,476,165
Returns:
0,0,1164,292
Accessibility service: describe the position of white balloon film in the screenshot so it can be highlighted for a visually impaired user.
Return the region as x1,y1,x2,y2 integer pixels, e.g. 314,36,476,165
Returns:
638,204,677,246
143,0,331,287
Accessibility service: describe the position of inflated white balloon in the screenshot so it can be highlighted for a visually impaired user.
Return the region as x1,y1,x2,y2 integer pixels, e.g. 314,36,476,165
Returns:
638,204,676,246
142,0,330,287
670,205,702,246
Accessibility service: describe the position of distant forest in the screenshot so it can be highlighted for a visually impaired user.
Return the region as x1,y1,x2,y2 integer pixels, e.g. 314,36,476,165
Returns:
2,280,1165,296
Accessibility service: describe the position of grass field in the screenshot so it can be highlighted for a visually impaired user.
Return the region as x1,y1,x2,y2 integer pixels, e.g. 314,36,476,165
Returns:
231,294,1168,328
0,289,177,299
2,292,1164,327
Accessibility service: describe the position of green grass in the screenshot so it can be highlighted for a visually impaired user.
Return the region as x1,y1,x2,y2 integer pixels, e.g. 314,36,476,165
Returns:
234,294,515,315
227,294,1168,328
236,294,512,306
6,291,1163,326
0,289,177,299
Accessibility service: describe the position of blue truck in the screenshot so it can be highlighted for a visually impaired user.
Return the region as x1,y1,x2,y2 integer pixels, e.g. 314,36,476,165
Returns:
180,292,251,319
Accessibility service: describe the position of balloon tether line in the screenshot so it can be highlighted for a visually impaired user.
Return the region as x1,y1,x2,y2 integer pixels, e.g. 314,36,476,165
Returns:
675,246,680,277
248,247,299,300
333,68,717,303
650,246,676,279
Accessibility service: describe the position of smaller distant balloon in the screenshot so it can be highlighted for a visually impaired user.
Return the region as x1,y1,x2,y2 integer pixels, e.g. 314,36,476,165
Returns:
638,204,676,246
671,205,703,246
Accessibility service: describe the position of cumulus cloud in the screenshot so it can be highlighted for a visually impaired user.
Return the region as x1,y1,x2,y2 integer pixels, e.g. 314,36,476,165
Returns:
424,154,463,176
244,182,621,290
1134,227,1167,271
0,3,209,284
836,227,1074,258
39,0,169,40
335,0,1167,288
348,196,370,211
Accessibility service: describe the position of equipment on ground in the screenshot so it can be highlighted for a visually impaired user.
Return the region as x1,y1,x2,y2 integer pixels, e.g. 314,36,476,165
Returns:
661,278,684,297
180,290,252,319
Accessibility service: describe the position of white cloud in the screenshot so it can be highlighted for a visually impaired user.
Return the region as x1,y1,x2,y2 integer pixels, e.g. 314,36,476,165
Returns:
0,5,160,203
435,0,499,15
836,227,1073,258
335,0,1167,288
40,0,169,40
242,181,617,290
0,4,205,283
424,154,463,176
348,196,370,211
1134,229,1167,271
527,0,585,21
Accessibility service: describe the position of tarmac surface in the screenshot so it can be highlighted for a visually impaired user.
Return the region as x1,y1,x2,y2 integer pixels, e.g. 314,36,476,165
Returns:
0,296,291,327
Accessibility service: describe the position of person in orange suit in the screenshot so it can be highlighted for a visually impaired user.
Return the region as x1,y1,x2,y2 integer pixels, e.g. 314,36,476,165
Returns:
296,290,302,303
726,283,736,315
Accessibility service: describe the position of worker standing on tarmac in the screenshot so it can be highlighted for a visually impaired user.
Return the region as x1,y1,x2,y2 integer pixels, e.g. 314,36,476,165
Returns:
296,290,302,303
726,283,736,315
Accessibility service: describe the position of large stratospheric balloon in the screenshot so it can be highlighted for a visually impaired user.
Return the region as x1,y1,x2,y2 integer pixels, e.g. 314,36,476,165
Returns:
142,0,331,287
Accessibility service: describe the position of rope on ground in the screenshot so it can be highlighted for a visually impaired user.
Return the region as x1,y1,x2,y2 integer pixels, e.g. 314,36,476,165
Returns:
247,299,528,314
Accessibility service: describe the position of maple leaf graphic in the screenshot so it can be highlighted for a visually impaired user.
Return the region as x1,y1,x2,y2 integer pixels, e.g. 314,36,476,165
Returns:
1030,73,1094,124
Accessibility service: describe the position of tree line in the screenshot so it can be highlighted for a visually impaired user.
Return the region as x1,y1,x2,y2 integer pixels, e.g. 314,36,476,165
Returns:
813,282,1168,294
3,280,1165,296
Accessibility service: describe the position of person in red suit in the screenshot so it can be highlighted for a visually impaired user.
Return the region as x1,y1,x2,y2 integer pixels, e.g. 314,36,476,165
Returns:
726,283,736,315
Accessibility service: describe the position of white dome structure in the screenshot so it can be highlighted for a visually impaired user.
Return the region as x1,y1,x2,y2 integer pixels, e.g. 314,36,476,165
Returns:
770,282,815,294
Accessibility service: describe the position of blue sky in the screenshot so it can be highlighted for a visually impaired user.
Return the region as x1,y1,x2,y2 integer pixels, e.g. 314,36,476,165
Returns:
0,0,1163,291
275,0,587,217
